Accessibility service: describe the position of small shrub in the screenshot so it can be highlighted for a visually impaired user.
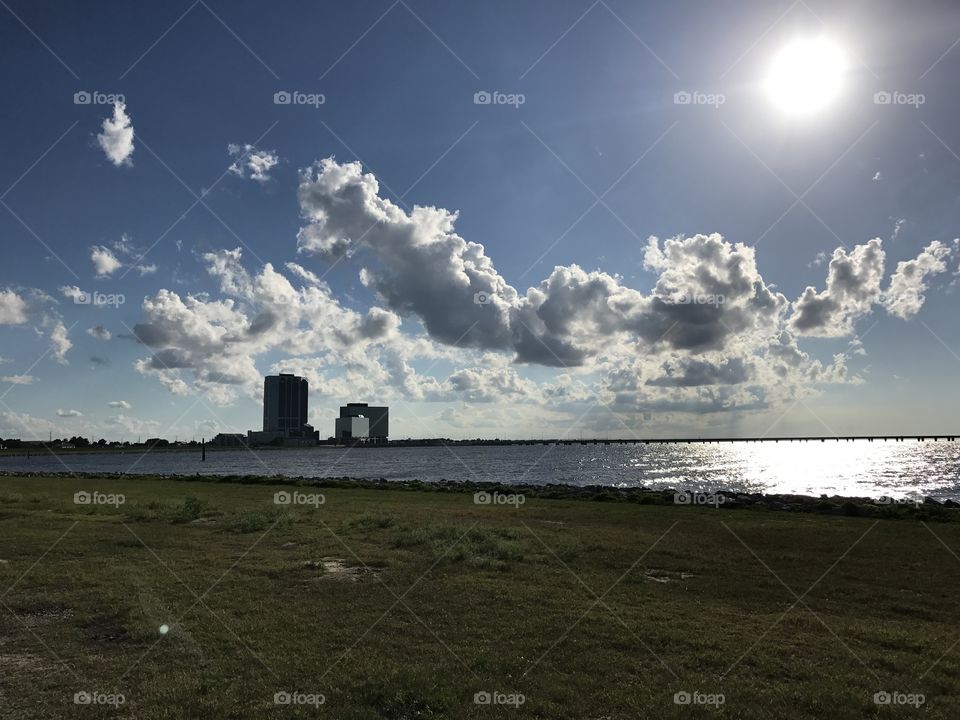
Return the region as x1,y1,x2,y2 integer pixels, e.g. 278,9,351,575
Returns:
168,496,216,524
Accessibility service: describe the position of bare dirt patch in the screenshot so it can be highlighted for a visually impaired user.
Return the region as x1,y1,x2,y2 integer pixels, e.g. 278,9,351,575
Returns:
303,558,384,582
644,569,695,583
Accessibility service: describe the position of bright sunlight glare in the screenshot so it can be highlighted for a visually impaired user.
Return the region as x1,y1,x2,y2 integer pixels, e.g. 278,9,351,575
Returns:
765,37,848,116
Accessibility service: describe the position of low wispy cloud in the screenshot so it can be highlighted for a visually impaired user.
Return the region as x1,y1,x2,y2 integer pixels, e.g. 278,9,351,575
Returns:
2,374,34,385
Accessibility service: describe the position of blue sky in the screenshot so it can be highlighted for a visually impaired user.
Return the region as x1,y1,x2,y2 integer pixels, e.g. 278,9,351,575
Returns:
1,0,959,441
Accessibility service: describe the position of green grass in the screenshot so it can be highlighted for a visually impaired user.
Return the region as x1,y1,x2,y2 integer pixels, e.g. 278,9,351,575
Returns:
0,473,958,718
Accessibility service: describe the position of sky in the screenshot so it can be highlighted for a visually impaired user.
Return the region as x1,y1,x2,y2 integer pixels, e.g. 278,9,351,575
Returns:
1,0,960,441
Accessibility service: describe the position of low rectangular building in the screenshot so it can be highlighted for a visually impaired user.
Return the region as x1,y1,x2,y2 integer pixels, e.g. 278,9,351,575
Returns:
339,403,389,442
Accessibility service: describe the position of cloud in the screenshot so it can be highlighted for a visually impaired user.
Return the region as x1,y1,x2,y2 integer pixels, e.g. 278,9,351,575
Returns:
789,238,954,333
789,239,886,337
296,159,787,367
107,400,131,409
91,246,122,277
88,325,112,340
0,410,56,438
298,159,518,352
128,159,951,423
50,321,72,364
883,240,953,319
56,409,83,417
103,413,159,435
0,288,71,365
97,101,134,167
1,374,33,385
228,143,279,183
0,289,28,325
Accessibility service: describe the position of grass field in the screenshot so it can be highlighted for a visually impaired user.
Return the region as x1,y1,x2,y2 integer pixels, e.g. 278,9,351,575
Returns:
0,474,958,718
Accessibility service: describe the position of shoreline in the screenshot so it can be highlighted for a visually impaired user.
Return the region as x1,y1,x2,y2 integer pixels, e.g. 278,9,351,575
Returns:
3,470,958,520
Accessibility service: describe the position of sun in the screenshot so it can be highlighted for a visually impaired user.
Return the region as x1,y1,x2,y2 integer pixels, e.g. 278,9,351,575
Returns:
765,37,848,116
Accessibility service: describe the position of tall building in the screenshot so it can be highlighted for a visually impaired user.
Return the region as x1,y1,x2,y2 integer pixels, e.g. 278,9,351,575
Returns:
337,403,389,443
263,373,308,432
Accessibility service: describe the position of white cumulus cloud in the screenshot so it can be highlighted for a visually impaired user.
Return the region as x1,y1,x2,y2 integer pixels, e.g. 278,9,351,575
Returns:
91,246,122,277
97,101,135,167
228,143,279,183
883,240,953,319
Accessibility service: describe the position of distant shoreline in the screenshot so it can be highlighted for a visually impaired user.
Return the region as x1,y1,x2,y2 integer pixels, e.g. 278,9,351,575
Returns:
1,433,958,458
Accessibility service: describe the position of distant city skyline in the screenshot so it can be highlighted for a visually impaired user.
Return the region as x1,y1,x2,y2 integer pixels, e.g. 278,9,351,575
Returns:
2,1,960,442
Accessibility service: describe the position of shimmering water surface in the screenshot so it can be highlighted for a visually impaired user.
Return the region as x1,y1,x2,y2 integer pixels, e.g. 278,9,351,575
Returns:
3,440,959,499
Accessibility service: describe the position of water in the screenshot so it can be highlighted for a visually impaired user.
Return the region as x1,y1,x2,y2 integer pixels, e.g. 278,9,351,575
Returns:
2,440,959,500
